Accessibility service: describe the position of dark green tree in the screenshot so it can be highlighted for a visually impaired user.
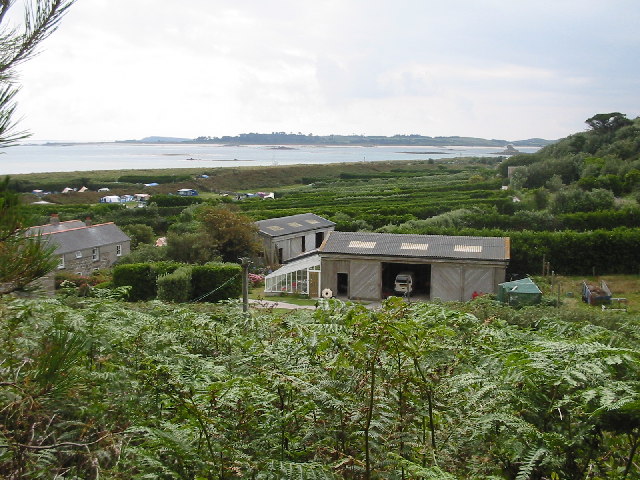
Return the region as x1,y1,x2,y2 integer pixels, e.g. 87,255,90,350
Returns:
0,178,57,293
585,112,633,134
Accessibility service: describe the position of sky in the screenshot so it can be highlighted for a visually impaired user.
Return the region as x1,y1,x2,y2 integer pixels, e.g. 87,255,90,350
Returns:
9,0,640,142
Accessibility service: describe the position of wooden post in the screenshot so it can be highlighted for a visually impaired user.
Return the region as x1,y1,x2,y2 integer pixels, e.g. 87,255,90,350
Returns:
542,254,546,276
240,257,250,313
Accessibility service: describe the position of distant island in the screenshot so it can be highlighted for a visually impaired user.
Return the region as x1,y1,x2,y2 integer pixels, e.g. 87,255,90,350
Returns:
117,133,554,148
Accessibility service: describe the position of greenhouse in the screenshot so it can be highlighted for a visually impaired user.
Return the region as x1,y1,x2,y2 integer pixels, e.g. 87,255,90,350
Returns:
264,254,321,297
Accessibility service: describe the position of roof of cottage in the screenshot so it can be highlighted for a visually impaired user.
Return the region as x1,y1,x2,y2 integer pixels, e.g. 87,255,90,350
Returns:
27,220,86,236
36,222,130,254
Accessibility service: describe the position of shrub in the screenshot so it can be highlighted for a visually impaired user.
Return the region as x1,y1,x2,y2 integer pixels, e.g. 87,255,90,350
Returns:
157,266,192,303
190,263,242,302
117,244,168,264
112,263,156,301
150,194,203,207
122,223,155,249
248,273,264,287
55,271,104,289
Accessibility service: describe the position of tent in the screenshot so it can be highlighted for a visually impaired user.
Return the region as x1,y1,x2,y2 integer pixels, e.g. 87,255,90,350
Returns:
497,277,542,306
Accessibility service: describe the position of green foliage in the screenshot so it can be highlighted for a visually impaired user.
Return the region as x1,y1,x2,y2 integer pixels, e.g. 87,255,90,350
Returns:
157,266,192,302
166,231,216,263
117,243,168,264
150,193,204,207
190,262,242,302
121,223,155,249
112,261,240,303
0,177,58,294
508,228,640,275
112,263,157,301
197,205,260,262
2,297,639,478
551,187,615,214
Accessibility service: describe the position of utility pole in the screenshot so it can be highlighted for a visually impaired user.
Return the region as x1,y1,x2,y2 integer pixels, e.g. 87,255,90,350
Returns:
240,257,250,313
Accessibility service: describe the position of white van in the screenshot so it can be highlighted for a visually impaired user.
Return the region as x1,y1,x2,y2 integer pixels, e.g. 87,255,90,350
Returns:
394,272,415,294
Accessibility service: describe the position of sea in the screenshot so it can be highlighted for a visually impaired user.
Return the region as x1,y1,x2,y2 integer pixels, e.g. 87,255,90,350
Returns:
0,142,542,175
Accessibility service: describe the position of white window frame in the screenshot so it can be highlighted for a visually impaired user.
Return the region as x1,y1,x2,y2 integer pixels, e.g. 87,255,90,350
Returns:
116,244,122,256
75,251,82,258
58,255,65,269
92,247,100,261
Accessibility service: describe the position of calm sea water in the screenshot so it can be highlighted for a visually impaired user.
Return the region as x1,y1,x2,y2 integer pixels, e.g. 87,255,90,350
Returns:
0,143,541,175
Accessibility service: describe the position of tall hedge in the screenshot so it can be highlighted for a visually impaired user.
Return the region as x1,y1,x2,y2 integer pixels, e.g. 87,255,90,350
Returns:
509,228,640,275
157,266,192,303
112,264,156,301
112,262,181,301
113,261,242,303
191,263,242,302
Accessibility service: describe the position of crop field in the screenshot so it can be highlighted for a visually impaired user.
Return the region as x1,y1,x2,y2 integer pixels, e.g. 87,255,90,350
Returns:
237,166,510,227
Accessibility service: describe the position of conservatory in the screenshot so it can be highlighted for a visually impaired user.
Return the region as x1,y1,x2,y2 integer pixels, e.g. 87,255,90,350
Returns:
264,254,321,297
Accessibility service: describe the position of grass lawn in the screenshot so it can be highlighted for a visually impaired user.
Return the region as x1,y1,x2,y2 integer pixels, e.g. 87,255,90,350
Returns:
533,274,640,313
248,290,318,306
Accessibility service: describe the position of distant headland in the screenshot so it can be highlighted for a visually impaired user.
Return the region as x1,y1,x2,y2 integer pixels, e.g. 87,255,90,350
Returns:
116,133,554,148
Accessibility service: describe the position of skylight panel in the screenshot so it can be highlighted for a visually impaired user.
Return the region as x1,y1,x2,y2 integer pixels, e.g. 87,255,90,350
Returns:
267,225,285,231
401,243,429,250
288,222,303,227
454,245,482,253
305,219,320,224
348,240,376,249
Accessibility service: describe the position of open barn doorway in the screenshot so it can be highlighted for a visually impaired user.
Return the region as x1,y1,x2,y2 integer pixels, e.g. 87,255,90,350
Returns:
381,262,431,299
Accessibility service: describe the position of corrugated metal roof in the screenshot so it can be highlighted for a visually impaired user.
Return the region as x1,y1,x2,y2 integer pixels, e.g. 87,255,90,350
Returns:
40,223,130,254
256,213,335,237
320,231,509,261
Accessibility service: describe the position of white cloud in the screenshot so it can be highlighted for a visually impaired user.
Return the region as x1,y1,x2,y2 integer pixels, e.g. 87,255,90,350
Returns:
9,0,640,141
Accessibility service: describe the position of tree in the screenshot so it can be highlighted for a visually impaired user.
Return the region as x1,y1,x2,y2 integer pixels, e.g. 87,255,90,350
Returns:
122,222,155,249
0,177,58,293
0,0,75,293
585,112,633,134
196,205,260,263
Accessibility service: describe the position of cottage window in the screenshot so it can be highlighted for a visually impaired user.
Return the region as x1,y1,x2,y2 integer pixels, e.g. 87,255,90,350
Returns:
116,244,122,256
92,247,100,261
75,251,82,258
58,255,65,269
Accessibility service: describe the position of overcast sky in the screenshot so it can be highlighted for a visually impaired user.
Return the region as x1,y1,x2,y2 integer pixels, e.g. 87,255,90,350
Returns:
11,0,640,142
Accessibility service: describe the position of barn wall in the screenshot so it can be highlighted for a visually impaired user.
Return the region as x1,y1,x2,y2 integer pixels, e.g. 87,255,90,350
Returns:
320,259,350,296
261,227,335,265
462,266,496,300
349,261,380,300
431,264,463,301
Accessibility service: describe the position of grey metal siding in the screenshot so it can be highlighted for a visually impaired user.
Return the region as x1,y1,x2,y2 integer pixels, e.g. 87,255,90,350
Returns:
431,264,462,301
349,261,380,300
462,266,495,300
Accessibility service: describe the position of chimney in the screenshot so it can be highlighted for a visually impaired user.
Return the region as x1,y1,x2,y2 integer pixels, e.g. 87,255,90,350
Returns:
85,216,92,227
50,213,60,225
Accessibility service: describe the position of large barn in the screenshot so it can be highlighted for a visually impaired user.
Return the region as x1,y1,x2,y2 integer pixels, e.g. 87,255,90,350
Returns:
319,231,510,302
256,213,335,265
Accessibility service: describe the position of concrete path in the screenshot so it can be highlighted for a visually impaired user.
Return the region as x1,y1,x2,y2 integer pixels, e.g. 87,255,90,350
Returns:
249,298,383,310
249,299,316,310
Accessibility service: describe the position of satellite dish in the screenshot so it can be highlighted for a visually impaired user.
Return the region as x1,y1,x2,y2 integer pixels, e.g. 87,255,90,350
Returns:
321,288,333,299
